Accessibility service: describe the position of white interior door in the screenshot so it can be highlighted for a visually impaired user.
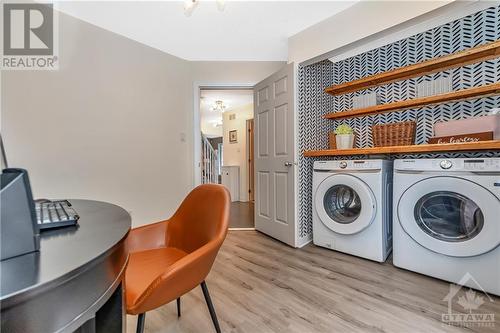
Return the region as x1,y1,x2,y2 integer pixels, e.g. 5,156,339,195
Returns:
253,63,296,247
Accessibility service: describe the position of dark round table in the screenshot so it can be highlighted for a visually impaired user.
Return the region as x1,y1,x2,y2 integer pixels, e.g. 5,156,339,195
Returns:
0,200,131,333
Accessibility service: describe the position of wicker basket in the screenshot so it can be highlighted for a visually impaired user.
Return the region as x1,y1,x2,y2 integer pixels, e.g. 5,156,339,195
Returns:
372,121,416,147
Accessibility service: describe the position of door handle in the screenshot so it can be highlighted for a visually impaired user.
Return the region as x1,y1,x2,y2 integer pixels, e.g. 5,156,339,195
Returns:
284,162,295,167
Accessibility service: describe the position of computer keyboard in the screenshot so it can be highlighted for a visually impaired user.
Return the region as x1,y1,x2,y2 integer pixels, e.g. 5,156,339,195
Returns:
35,200,79,230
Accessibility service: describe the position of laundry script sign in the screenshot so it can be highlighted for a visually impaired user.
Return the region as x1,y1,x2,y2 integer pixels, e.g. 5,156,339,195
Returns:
428,132,493,144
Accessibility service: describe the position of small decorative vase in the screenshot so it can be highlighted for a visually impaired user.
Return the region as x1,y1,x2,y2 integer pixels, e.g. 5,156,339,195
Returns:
336,134,355,149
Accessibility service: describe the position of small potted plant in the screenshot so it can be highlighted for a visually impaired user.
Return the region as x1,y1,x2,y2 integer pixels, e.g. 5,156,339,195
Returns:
334,124,355,149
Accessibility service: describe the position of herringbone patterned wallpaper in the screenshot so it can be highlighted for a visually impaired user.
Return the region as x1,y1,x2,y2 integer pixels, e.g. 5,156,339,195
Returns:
297,5,500,240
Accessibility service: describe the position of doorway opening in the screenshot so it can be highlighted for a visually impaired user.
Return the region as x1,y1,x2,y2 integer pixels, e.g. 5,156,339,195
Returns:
199,88,255,229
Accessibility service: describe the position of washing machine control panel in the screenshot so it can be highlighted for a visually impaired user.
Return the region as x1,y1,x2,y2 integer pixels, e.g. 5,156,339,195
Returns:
314,160,386,171
439,160,453,169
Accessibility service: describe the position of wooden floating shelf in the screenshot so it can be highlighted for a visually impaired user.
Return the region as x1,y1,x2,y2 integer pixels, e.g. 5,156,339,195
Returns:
303,140,500,157
324,40,500,96
324,83,500,120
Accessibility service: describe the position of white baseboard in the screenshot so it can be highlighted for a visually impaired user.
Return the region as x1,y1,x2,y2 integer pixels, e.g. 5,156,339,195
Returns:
297,234,312,248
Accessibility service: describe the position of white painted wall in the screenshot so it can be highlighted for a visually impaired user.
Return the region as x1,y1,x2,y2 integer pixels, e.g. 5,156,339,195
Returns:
288,0,452,64
1,13,285,227
325,1,493,65
2,12,193,227
222,104,253,202
201,120,223,138
191,61,285,84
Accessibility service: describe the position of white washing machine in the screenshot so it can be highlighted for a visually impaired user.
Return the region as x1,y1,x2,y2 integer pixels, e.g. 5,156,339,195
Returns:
393,158,500,296
312,160,393,262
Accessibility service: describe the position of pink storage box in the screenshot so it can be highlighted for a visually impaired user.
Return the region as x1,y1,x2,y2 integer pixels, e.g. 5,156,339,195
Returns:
434,114,500,139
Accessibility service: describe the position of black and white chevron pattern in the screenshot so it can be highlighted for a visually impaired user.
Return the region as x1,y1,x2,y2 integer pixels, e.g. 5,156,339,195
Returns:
297,5,500,240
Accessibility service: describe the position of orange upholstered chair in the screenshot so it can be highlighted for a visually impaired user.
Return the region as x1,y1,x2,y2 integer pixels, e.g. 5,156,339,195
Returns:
125,184,230,333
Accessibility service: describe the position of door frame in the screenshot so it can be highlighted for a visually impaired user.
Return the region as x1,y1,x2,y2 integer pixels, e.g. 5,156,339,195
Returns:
192,83,254,187
193,66,304,248
246,119,255,202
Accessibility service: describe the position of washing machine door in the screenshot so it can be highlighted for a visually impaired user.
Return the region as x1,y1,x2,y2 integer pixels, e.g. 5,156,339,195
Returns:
398,176,500,257
315,174,376,235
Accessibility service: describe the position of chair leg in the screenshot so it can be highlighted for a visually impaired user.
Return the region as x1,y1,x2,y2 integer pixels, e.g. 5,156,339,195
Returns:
176,297,181,317
200,281,221,333
136,313,146,333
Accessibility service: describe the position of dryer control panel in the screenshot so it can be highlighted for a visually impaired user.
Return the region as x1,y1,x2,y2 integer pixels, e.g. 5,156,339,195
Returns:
394,158,500,172
463,159,500,171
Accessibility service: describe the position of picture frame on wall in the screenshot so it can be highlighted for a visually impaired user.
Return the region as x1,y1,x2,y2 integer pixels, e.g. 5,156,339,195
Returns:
229,130,237,143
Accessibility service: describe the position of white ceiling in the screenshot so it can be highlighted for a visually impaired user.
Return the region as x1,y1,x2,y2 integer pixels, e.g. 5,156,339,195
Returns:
200,89,253,137
55,1,358,61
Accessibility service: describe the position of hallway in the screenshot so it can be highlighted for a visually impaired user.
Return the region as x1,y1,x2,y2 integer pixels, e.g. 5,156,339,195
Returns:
229,202,254,229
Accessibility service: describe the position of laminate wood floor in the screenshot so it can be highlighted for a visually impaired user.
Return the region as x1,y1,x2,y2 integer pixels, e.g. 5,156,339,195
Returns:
229,202,254,229
127,231,499,333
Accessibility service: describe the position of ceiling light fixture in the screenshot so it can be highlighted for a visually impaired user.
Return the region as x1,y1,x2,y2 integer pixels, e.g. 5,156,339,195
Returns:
210,100,227,113
184,0,225,17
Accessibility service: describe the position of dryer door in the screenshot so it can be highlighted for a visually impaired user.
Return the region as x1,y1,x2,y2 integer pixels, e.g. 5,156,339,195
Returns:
398,176,500,257
314,174,376,235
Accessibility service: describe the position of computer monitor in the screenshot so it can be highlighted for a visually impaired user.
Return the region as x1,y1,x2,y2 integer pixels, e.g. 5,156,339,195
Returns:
1,133,8,170
0,134,40,260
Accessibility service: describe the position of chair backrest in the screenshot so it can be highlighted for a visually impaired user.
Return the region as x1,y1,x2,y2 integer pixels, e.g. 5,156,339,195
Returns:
165,184,230,254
